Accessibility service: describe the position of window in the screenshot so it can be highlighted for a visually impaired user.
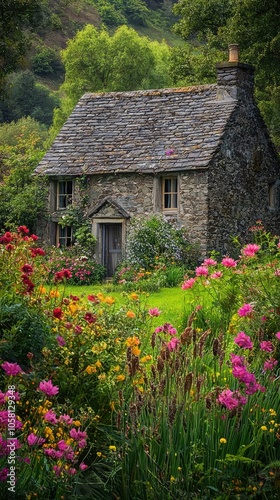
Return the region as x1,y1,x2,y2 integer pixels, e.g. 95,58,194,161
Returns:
162,177,178,210
57,180,73,209
57,225,72,247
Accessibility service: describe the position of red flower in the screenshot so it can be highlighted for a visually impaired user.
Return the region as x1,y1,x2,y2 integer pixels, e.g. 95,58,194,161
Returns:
54,269,72,282
17,225,29,234
88,295,100,303
84,312,97,324
30,234,39,241
0,232,13,244
21,274,35,293
53,308,63,319
75,325,82,334
5,244,14,252
30,247,45,257
70,295,80,301
21,264,33,275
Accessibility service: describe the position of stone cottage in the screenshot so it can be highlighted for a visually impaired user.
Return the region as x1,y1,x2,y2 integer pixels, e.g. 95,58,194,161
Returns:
34,45,280,276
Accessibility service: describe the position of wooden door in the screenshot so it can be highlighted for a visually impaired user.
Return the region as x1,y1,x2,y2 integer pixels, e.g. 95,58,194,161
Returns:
102,223,122,277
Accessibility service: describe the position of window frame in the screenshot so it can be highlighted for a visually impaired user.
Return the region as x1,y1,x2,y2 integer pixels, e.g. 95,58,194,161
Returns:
57,225,73,247
162,176,178,212
57,180,73,210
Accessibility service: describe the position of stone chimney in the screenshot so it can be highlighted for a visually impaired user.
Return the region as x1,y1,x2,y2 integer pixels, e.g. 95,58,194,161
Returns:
216,44,255,101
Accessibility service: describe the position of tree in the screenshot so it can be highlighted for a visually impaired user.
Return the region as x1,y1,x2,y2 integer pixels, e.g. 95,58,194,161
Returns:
0,0,43,93
50,25,171,137
172,0,280,147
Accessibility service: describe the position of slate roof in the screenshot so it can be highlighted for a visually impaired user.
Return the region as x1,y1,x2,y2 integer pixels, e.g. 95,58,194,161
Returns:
34,85,237,176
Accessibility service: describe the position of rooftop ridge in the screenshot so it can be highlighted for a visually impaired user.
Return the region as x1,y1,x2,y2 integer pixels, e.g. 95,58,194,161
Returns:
81,84,217,100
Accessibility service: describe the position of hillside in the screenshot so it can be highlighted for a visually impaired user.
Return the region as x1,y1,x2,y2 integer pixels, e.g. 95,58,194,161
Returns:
27,0,181,91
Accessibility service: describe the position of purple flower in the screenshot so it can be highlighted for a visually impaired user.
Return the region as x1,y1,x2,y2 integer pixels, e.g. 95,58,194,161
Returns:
165,148,174,156
234,332,253,349
56,335,66,347
263,358,278,371
217,389,245,410
1,361,23,376
27,433,46,446
44,409,58,424
167,337,180,351
38,380,59,397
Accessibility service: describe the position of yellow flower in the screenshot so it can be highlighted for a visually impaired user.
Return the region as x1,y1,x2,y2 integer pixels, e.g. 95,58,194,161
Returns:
98,373,106,381
50,290,60,298
113,365,120,372
269,409,277,417
95,360,102,369
140,355,152,363
110,401,115,411
39,285,46,294
126,310,136,319
69,303,77,314
178,467,182,472
96,452,102,457
104,296,115,305
130,293,139,301
170,476,176,482
126,336,140,347
132,346,141,356
220,438,227,444
85,365,97,375
109,445,116,452
261,426,267,431
74,420,81,427
116,374,125,382
97,292,105,302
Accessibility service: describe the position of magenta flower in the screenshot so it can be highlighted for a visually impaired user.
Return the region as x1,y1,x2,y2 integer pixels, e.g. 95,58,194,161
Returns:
165,148,174,156
57,440,69,451
84,312,96,324
238,303,253,317
241,243,260,257
263,358,278,371
221,257,237,268
69,428,87,441
38,380,59,397
167,337,180,351
202,258,217,266
148,307,161,317
44,409,58,424
217,389,244,410
230,353,245,366
79,462,88,471
260,341,274,352
27,433,46,446
1,361,23,376
53,465,63,476
182,278,196,289
59,414,73,425
56,335,66,346
0,468,9,482
275,332,280,341
195,266,209,277
234,332,253,349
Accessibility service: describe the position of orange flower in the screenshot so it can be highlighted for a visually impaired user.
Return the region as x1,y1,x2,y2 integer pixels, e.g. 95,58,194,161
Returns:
126,310,136,319
130,293,139,301
104,296,115,305
116,374,125,382
126,336,140,347
132,346,140,356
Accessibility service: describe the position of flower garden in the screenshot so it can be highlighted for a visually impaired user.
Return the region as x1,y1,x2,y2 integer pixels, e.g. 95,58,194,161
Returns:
1,222,280,499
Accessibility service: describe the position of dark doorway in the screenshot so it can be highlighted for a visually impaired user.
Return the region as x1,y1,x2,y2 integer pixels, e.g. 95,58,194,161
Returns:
101,223,122,277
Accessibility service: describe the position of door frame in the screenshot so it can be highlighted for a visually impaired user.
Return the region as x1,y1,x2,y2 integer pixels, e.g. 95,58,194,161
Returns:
91,218,126,276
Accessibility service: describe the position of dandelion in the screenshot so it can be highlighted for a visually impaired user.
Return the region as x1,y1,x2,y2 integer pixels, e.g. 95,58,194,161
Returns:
261,426,267,431
234,332,253,349
38,380,59,397
109,445,116,452
238,303,253,317
220,438,227,444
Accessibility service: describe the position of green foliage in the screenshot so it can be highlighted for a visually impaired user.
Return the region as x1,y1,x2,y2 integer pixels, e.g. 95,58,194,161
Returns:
172,0,280,148
0,70,59,126
92,0,149,26
0,116,48,147
51,25,171,136
125,214,199,268
31,45,64,77
0,130,47,232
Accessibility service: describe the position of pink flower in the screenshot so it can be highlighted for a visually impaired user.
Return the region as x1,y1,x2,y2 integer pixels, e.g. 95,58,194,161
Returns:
260,341,274,352
38,380,59,397
167,337,180,351
238,303,253,317
182,278,196,289
79,462,88,471
0,468,9,482
75,325,83,334
210,271,223,279
44,409,58,424
1,361,23,376
241,243,260,257
221,257,237,268
53,465,63,476
274,269,280,277
195,266,208,277
263,358,278,371
69,428,87,441
27,433,46,446
165,148,174,156
230,353,245,366
59,414,73,425
217,389,242,410
17,225,29,234
57,440,69,451
275,332,280,341
148,308,161,317
56,335,66,346
202,258,217,266
234,332,253,349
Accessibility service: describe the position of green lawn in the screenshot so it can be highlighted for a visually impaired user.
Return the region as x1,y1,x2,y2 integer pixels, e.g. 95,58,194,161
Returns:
62,284,199,330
